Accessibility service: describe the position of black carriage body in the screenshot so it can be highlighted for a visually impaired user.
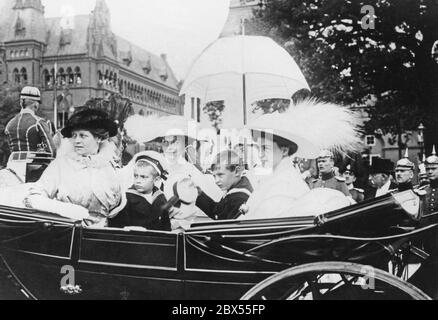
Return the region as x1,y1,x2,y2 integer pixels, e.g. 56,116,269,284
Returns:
0,191,437,300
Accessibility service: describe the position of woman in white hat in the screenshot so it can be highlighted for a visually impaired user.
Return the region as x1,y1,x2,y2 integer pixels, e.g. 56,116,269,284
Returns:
240,99,361,220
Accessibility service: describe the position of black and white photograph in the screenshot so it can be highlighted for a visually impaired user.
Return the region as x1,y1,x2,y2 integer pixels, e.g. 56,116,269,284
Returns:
0,0,438,304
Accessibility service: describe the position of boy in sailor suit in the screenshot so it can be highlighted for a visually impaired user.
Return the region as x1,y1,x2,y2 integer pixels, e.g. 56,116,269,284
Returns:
196,150,253,220
109,154,170,231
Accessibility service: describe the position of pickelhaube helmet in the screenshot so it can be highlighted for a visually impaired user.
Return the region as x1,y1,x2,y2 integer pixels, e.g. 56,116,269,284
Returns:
395,148,415,171
20,86,41,103
425,145,438,167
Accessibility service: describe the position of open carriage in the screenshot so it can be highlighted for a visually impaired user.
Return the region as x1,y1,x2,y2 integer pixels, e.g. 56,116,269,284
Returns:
0,189,437,300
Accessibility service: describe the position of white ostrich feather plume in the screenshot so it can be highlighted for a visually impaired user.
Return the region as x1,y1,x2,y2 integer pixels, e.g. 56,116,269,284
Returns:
247,99,363,159
124,114,163,143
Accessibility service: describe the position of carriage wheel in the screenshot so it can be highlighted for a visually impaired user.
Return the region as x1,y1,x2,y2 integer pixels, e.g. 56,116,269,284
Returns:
241,262,431,300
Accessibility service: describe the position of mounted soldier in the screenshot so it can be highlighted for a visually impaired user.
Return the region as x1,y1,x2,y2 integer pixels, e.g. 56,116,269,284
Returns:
5,86,55,157
2,86,55,185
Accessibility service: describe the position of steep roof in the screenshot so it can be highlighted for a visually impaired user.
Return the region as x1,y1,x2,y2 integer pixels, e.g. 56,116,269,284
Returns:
116,36,179,90
44,15,90,56
43,15,178,90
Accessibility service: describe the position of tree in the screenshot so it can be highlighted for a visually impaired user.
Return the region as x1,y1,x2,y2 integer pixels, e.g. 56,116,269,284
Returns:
203,100,225,132
246,0,438,152
0,85,20,166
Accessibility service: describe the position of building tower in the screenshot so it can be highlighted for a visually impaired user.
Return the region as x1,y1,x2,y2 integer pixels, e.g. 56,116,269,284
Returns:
220,0,264,37
3,0,47,87
88,0,117,60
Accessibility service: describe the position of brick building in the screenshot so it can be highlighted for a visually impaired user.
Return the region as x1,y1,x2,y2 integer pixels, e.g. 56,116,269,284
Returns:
0,0,182,129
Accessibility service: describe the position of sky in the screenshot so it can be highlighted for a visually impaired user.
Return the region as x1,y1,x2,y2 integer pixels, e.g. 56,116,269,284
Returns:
42,0,230,80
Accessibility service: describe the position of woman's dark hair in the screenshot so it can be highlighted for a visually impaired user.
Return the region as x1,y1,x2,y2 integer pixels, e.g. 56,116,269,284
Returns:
273,135,298,156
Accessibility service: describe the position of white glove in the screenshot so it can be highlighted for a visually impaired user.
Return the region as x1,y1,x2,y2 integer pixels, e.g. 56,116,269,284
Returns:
25,195,90,221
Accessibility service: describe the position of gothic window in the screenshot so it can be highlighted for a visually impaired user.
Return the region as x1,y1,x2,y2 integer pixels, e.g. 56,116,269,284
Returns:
58,68,66,85
14,16,26,37
104,70,109,85
98,70,103,85
25,49,29,57
109,71,113,86
13,68,20,84
43,69,50,87
74,67,81,85
139,110,144,116
20,67,27,84
66,67,74,84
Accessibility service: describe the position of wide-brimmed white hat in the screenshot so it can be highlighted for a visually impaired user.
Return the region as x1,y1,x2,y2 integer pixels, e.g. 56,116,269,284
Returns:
245,99,362,159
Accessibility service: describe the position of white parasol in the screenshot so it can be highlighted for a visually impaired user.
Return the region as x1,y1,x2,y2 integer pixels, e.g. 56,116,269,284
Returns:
180,35,309,125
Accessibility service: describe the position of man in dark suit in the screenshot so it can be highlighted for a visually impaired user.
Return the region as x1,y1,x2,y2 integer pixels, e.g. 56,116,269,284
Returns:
364,158,397,200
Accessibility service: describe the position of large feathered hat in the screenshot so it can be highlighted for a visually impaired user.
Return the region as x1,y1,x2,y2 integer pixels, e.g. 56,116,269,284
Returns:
245,99,362,159
61,109,118,138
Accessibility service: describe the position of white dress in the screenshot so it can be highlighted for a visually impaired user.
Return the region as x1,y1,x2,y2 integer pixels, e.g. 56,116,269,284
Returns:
25,142,122,225
240,157,351,220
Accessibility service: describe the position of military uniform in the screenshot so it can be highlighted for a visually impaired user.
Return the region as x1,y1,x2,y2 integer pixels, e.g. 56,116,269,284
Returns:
5,87,55,157
5,109,55,156
395,149,415,192
422,148,438,218
349,187,364,203
309,172,351,197
342,164,364,202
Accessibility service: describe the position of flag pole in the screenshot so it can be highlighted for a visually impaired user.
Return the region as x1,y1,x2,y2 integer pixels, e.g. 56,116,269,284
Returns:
53,61,58,131
241,18,247,125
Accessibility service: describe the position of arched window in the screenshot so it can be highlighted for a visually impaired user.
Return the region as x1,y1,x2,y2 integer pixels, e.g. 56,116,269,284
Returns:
118,79,123,94
98,70,103,86
109,71,113,86
50,68,55,86
139,109,144,116
104,70,109,85
25,49,29,57
13,68,20,84
58,67,66,85
20,67,27,84
66,67,74,84
74,67,81,85
43,69,50,87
